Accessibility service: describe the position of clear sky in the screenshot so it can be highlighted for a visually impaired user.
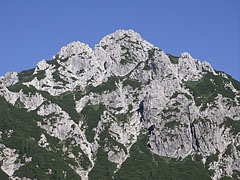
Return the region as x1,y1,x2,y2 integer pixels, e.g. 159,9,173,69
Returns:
0,0,239,80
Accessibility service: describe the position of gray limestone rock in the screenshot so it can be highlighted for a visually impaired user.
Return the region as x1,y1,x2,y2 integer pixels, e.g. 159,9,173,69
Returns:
0,29,239,180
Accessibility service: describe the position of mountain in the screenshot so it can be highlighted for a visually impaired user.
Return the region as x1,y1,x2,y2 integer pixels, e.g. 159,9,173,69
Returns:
0,29,239,180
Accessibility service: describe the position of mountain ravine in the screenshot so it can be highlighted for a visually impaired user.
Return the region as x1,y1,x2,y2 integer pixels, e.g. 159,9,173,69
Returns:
0,29,239,180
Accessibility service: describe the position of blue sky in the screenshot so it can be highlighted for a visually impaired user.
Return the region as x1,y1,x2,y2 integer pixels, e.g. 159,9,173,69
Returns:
0,0,239,80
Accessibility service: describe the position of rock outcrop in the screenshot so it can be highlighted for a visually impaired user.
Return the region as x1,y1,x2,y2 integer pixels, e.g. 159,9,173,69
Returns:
0,29,239,180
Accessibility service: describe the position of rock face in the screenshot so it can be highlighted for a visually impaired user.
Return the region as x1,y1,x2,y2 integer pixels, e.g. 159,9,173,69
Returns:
0,29,239,180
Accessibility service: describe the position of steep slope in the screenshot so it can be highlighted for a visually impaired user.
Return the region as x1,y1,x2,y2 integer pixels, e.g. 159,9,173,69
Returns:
0,29,239,180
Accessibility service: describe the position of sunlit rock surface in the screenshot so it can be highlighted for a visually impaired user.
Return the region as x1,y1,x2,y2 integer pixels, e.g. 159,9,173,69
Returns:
0,30,239,180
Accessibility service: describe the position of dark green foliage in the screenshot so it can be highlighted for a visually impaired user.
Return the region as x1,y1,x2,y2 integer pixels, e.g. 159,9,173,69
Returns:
220,176,233,180
15,148,81,180
170,91,180,99
53,86,63,89
148,49,155,59
18,68,46,82
161,107,179,120
184,72,236,110
102,45,108,50
223,144,232,157
205,151,219,171
47,58,68,84
87,76,141,94
72,146,91,170
0,96,81,179
115,113,128,122
77,69,85,75
81,104,105,142
128,104,133,111
74,90,84,101
35,70,46,80
115,135,211,180
172,101,181,106
120,57,131,65
120,46,133,65
233,170,240,180
8,83,36,94
164,121,180,129
220,117,240,135
228,76,240,91
143,59,151,70
110,105,133,123
194,154,203,162
161,114,177,120
52,70,68,85
8,82,81,124
142,49,156,70
103,127,127,154
39,91,81,124
86,76,123,94
167,54,179,64
0,169,8,180
88,128,117,180
112,106,123,111
193,118,211,125
78,75,141,98
14,98,25,108
216,70,240,91
71,77,78,81
170,91,192,100
123,79,141,90
46,58,60,69
18,68,35,82
59,57,69,63
88,149,116,180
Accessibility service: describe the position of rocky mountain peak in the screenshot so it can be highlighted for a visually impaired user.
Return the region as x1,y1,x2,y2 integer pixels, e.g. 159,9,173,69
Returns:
96,29,153,53
0,30,239,180
99,29,142,44
58,41,93,59
180,52,192,59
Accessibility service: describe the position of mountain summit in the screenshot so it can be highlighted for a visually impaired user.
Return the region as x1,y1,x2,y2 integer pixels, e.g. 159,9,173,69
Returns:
0,30,239,180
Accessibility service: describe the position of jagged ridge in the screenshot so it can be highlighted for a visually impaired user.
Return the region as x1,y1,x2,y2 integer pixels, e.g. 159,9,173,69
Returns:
0,29,240,180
